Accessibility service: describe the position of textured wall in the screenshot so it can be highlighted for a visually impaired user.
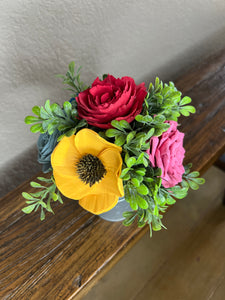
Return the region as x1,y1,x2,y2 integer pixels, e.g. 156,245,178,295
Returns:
0,0,225,196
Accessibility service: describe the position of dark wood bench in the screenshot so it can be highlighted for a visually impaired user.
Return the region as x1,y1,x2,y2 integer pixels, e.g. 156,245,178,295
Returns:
1,48,225,300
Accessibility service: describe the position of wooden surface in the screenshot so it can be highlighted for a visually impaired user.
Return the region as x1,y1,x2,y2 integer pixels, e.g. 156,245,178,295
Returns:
82,166,225,300
177,48,225,174
1,48,225,300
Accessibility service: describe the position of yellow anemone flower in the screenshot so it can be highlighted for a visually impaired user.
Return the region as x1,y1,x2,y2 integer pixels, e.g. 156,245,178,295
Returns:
51,128,124,214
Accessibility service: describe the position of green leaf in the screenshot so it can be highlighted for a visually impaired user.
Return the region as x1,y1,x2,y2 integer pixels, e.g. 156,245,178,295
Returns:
65,128,76,137
39,201,47,208
42,119,51,131
22,204,36,214
126,131,136,144
57,192,63,204
51,103,65,117
144,177,154,183
133,173,144,183
126,157,136,168
153,205,159,216
154,115,166,123
131,178,140,187
188,180,200,190
119,120,131,129
55,74,65,79
136,153,144,165
125,152,130,164
105,129,119,138
180,96,192,106
135,168,146,176
69,61,75,74
144,128,155,141
129,199,138,211
120,168,130,178
22,192,35,200
40,106,50,119
52,193,58,201
63,101,72,117
137,184,149,195
152,223,161,231
180,108,190,116
24,116,42,124
30,191,46,197
115,134,126,146
136,195,148,209
111,120,124,131
123,214,136,226
180,105,196,115
142,157,149,167
48,122,59,135
135,115,145,123
188,171,200,178
166,195,176,205
123,173,131,181
40,207,45,221
30,181,45,188
37,177,52,182
30,123,43,133
45,100,53,115
191,178,205,185
32,106,41,116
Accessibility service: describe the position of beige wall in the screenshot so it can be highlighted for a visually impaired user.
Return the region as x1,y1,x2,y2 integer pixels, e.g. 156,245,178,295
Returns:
0,0,225,196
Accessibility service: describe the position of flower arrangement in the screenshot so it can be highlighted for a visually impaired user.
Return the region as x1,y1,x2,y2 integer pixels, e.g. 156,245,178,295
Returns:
22,62,205,235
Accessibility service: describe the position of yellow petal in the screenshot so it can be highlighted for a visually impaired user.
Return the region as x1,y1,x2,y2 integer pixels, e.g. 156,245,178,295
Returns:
91,171,124,197
99,148,122,175
93,147,124,196
75,128,122,157
79,193,119,214
51,135,80,176
53,170,91,199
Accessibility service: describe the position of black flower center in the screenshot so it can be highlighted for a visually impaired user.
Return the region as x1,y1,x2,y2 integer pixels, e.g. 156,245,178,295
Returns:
76,154,107,187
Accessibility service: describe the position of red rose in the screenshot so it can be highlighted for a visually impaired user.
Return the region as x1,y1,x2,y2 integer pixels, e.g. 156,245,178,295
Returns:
76,75,147,129
147,120,185,188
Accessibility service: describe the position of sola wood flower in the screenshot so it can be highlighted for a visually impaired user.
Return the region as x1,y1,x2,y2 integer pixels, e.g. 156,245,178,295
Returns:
147,120,185,188
51,128,124,214
76,75,147,129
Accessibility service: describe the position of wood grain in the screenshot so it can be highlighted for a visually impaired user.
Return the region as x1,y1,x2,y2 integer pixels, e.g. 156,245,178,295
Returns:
136,189,225,300
1,48,225,300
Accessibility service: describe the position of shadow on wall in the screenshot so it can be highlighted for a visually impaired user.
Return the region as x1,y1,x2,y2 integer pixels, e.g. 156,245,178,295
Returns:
0,145,41,198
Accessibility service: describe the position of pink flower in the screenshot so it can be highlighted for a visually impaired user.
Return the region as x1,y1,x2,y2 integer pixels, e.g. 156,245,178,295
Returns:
147,120,185,188
76,75,147,129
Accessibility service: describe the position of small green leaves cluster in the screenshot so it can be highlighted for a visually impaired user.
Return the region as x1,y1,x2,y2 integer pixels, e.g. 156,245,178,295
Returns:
24,99,87,141
56,61,88,96
104,117,172,235
122,165,205,236
22,176,63,220
182,163,205,190
146,77,196,120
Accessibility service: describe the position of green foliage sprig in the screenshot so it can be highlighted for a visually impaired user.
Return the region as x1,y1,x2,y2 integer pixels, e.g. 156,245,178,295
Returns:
56,61,88,96
22,176,63,220
122,164,205,236
145,77,196,120
24,99,87,141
